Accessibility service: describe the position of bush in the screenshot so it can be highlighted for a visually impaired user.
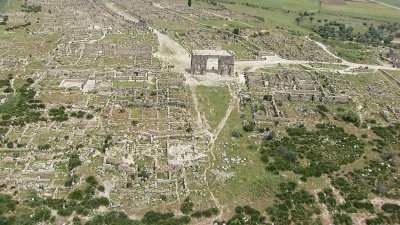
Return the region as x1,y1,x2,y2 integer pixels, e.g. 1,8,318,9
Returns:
381,203,400,214
68,190,84,201
233,28,240,35
85,176,98,186
180,198,194,214
32,208,51,223
0,194,17,215
338,111,360,127
243,120,254,132
231,130,242,138
68,153,81,171
49,106,68,122
191,207,219,218
142,211,174,224
333,213,352,225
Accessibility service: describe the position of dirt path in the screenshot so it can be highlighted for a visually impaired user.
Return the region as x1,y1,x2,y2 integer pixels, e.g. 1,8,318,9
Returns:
103,0,225,213
307,36,346,62
100,1,400,221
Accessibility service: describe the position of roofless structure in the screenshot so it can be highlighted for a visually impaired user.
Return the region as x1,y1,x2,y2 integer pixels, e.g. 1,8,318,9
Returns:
190,50,234,75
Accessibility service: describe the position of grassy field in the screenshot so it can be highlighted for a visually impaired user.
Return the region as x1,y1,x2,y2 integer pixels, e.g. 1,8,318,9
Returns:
225,0,320,11
320,1,400,22
0,0,7,12
322,39,379,64
0,0,21,13
210,104,279,210
375,0,400,7
196,85,231,130
215,0,400,32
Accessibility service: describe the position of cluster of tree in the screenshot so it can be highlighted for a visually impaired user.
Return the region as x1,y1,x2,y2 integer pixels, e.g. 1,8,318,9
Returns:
49,107,94,122
21,4,42,13
261,123,365,179
85,210,192,225
191,207,219,218
0,176,109,224
215,205,266,225
336,110,361,127
372,123,400,146
48,106,69,122
295,11,315,24
0,79,45,128
266,182,321,225
0,195,52,225
313,21,398,46
68,153,82,171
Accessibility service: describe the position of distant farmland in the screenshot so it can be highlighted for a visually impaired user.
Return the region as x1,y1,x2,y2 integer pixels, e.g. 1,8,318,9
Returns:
376,0,400,7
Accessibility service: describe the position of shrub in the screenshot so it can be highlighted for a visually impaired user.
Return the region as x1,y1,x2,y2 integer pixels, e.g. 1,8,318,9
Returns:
381,203,400,214
180,198,194,214
0,194,17,215
68,153,81,171
85,176,98,186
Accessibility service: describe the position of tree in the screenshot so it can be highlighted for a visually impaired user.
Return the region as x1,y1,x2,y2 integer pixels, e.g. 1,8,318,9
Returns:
188,0,192,7
233,28,240,35
180,197,194,214
295,17,301,25
68,153,82,171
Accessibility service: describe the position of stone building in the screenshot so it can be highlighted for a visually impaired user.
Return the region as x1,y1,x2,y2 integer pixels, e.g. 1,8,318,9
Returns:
190,50,234,75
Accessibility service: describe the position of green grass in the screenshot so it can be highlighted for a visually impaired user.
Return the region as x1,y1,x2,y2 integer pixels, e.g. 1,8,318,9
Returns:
210,104,279,208
221,0,320,11
196,85,231,130
321,1,400,22
223,3,308,32
323,39,378,64
0,0,22,13
0,0,8,12
376,0,400,7
216,0,400,33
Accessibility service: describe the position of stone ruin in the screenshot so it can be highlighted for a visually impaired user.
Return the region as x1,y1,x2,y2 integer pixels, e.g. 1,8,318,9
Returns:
190,50,234,75
244,69,351,127
389,49,400,68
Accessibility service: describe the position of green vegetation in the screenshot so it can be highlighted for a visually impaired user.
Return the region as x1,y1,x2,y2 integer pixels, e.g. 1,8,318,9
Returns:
48,106,69,122
196,85,230,130
85,210,193,225
0,0,22,13
216,205,266,225
266,182,321,225
376,0,400,7
180,197,194,214
313,21,398,46
336,110,361,127
261,123,365,179
0,194,16,215
20,4,41,13
0,80,45,129
70,110,86,119
191,207,219,218
0,176,110,224
68,153,82,171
